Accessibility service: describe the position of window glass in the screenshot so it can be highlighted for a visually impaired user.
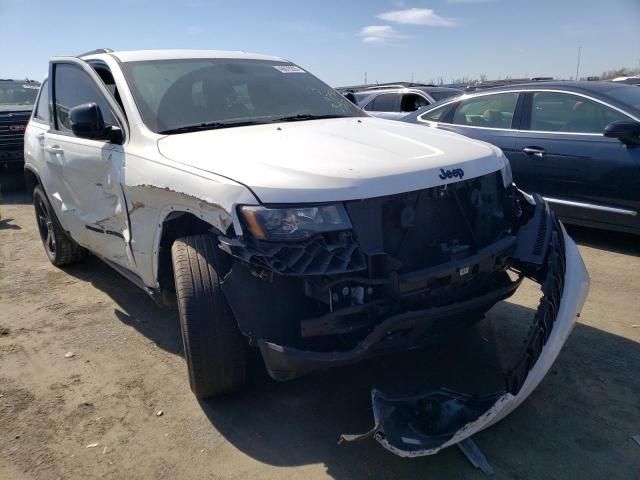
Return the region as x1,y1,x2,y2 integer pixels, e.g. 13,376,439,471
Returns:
530,92,629,133
91,65,125,112
0,82,39,106
420,104,450,122
452,93,519,129
429,90,462,102
400,93,428,112
122,59,363,133
53,64,115,134
365,93,399,112
34,80,50,123
603,85,640,109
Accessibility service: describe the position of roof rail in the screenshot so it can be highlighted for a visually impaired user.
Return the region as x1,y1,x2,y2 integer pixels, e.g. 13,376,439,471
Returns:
362,84,407,90
77,48,114,58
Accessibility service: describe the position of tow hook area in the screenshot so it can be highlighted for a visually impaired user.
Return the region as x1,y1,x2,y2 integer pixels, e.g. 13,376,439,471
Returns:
340,209,590,458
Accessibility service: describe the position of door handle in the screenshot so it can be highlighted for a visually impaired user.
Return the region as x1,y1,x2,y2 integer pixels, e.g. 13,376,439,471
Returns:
44,145,63,154
522,146,545,158
36,133,45,147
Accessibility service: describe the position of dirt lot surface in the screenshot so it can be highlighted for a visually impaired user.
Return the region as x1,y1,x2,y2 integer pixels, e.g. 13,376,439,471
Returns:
1,179,639,480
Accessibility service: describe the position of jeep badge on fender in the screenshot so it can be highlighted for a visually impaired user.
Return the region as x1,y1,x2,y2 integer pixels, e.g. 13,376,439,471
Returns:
438,167,464,180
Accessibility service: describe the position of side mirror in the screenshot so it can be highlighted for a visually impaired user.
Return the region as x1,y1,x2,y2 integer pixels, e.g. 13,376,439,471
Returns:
603,120,640,147
69,102,121,142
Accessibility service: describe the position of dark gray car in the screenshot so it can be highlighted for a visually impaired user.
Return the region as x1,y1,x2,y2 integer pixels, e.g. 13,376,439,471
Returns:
403,81,640,234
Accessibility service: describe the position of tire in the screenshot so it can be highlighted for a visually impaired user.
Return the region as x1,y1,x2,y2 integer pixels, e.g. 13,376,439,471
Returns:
33,185,86,266
171,234,246,398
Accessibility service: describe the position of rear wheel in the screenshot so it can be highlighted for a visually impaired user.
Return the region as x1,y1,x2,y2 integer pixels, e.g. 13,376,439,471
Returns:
33,185,86,266
171,234,246,398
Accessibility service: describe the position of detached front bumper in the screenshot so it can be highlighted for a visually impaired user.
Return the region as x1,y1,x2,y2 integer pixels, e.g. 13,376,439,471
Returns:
258,276,520,381
341,222,589,457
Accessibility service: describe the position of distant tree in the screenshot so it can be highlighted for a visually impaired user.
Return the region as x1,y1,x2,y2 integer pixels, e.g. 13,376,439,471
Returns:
600,67,640,80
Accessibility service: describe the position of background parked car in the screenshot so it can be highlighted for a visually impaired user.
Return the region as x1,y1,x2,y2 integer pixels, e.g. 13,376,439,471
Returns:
0,79,40,173
403,81,640,234
611,75,640,86
339,84,462,120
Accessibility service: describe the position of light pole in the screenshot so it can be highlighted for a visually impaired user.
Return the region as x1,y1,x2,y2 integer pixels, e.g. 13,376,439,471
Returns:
575,46,581,80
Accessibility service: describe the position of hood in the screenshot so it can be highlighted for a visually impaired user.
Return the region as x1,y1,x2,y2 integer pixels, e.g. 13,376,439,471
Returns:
157,117,506,204
0,105,33,113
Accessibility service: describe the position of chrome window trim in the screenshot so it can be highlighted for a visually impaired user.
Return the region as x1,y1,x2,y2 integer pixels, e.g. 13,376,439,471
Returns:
543,197,638,217
417,88,640,134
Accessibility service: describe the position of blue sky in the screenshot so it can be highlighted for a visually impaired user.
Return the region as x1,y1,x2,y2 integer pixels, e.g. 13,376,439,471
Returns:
1,0,639,86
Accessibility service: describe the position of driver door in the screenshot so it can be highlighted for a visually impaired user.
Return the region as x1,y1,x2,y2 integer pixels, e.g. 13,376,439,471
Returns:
43,57,134,269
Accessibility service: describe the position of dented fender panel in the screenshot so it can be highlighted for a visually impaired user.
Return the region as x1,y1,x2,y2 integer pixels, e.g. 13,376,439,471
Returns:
122,153,258,287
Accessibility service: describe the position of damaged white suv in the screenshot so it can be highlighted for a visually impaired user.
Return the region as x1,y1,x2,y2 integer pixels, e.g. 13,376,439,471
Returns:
24,49,589,457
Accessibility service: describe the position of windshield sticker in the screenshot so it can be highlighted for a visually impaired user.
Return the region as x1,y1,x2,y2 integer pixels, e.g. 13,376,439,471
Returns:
273,65,305,73
22,84,40,89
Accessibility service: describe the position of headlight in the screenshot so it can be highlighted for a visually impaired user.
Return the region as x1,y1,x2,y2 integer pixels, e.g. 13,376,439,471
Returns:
238,204,352,241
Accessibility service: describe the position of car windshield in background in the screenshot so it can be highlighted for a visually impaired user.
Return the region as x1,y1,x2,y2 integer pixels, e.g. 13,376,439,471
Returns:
122,59,365,134
604,85,640,110
0,83,39,105
429,90,461,102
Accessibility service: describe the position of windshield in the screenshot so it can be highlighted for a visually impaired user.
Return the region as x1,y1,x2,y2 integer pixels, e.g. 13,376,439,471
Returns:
604,85,640,110
0,82,40,106
122,59,365,133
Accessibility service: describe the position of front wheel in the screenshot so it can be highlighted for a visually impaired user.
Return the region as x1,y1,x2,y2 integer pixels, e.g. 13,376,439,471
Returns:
171,234,247,398
33,185,86,266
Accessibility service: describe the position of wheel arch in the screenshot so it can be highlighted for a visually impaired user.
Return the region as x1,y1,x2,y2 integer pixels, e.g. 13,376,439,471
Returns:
23,166,41,195
155,210,231,292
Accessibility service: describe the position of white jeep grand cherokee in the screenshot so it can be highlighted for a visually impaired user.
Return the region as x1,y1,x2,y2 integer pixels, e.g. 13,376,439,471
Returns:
24,49,589,456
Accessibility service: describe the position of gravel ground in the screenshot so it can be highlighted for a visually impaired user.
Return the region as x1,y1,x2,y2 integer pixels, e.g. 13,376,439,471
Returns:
1,176,639,480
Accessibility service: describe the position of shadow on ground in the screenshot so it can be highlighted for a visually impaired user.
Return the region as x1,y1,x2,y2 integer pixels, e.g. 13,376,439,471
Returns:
0,218,21,230
60,250,640,479
566,224,639,257
0,171,27,198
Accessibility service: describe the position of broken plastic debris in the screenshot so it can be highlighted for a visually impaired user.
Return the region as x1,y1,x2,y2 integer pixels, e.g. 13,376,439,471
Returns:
457,437,494,476
86,442,100,448
64,352,75,358
156,410,164,417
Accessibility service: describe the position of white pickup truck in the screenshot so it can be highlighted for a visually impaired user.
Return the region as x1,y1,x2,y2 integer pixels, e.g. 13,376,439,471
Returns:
24,49,589,457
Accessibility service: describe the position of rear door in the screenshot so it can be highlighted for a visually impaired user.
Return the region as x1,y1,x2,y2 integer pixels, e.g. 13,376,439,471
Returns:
363,92,402,120
513,90,640,228
419,91,523,162
43,57,134,268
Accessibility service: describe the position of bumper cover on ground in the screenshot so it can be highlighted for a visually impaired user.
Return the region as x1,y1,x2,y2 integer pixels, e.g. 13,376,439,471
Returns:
341,224,589,456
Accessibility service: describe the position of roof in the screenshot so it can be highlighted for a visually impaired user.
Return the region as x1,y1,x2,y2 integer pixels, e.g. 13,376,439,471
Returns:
99,49,285,63
401,79,640,122
476,80,631,95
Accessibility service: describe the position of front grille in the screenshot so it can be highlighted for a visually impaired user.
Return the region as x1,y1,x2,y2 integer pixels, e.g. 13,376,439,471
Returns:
0,112,30,151
346,172,510,273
